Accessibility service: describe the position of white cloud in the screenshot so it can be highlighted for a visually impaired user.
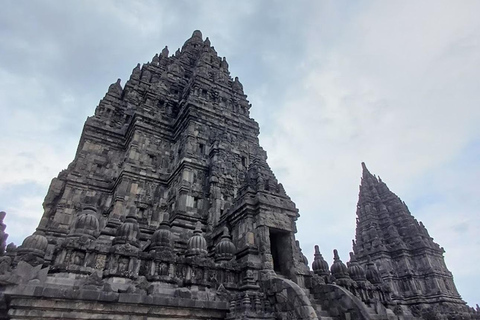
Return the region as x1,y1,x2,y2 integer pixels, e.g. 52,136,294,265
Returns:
260,1,480,305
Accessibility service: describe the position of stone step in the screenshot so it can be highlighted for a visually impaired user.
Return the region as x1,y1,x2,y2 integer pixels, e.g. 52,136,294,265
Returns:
312,302,336,319
316,309,331,317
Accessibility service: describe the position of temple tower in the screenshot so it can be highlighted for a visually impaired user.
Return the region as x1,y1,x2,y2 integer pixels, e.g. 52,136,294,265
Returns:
353,162,465,310
34,30,307,283
1,31,476,320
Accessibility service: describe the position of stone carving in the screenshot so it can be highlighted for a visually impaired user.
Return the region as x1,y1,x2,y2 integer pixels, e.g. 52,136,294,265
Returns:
353,162,467,315
0,31,476,320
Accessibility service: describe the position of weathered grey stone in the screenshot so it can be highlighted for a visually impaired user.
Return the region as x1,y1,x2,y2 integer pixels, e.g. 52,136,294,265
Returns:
0,30,476,320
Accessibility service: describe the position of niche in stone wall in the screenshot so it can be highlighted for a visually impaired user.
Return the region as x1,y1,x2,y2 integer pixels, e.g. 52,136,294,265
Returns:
269,228,293,278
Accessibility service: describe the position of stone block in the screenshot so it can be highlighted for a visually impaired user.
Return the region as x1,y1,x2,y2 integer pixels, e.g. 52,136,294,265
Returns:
79,289,101,301
98,291,119,302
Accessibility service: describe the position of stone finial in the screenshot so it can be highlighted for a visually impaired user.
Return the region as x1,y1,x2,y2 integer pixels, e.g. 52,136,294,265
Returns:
333,249,340,261
233,76,243,93
150,213,172,251
0,211,8,256
161,46,169,58
152,53,160,65
192,30,203,39
113,213,140,247
161,212,170,224
6,243,16,253
21,231,48,252
347,252,366,282
221,57,228,70
107,79,123,98
186,221,207,257
350,251,356,260
181,30,203,52
366,256,382,285
296,240,308,266
361,162,374,180
69,206,100,240
17,231,48,266
131,63,141,80
331,249,349,280
194,221,202,233
361,162,368,171
215,226,236,262
204,37,211,47
312,245,329,276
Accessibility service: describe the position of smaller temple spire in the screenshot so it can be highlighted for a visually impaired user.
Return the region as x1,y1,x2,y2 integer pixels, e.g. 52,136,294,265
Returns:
0,212,8,256
361,162,375,181
150,213,172,251
130,63,141,80
192,30,203,39
331,249,349,280
312,245,329,277
161,46,169,58
107,79,123,98
215,227,236,262
204,37,211,47
186,221,207,257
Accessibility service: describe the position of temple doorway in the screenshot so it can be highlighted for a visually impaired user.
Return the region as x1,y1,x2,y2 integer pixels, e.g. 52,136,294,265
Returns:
269,228,292,278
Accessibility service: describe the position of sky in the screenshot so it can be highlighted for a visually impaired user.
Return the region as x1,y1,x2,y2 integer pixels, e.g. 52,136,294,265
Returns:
1,0,479,306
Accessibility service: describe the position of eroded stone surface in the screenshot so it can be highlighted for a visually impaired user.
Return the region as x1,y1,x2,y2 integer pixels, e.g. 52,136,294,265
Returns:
0,31,477,320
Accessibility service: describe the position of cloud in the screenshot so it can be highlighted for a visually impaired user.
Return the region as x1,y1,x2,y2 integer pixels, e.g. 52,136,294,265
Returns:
260,1,480,305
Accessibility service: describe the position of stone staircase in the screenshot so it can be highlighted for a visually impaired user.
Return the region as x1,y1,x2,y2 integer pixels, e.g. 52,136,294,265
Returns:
307,284,398,320
309,295,338,320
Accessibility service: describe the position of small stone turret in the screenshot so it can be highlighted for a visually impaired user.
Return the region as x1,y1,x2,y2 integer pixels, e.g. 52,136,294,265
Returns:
16,231,48,266
69,206,100,239
19,232,48,255
181,30,204,52
150,214,173,251
113,213,140,247
0,211,8,255
312,245,329,277
107,79,123,98
365,257,382,285
331,249,349,280
215,227,236,262
347,252,366,282
186,222,207,257
160,46,169,58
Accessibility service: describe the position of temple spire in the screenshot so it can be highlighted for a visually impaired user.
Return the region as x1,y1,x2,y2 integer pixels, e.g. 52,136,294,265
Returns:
354,164,464,307
361,162,376,182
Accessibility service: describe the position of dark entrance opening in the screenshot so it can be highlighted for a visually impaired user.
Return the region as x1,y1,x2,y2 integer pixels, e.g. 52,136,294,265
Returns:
269,228,292,278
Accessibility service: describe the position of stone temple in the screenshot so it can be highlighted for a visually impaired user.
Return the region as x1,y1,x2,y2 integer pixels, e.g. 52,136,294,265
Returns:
0,31,477,320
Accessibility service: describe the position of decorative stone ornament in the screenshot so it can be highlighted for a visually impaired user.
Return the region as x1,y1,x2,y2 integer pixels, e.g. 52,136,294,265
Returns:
69,206,100,239
366,257,383,285
330,249,349,280
186,221,207,257
150,213,173,251
215,227,236,262
347,252,366,282
16,231,48,266
312,245,329,276
113,213,140,247
0,30,471,320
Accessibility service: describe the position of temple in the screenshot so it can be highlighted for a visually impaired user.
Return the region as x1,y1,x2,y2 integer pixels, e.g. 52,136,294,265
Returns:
352,163,465,315
0,31,477,320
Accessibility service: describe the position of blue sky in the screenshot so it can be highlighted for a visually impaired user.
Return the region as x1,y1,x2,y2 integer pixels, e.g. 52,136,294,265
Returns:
0,0,479,305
